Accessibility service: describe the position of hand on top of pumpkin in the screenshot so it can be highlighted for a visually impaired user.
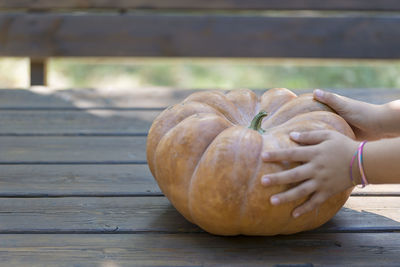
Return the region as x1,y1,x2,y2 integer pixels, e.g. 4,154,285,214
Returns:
312,89,391,140
261,129,358,219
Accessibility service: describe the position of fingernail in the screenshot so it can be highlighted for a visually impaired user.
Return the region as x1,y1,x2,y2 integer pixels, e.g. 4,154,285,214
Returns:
261,176,271,185
293,212,300,218
262,152,270,159
314,89,324,99
290,132,300,140
270,196,279,205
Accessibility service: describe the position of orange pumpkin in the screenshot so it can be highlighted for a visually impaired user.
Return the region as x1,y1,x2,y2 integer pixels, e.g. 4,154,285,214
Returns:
146,88,354,236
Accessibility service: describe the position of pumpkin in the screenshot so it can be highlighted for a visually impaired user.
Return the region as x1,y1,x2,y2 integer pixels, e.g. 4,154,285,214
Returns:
146,88,354,236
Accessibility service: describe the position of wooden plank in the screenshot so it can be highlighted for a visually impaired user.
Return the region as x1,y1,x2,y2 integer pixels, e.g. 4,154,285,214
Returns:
0,197,399,233
0,165,160,196
0,88,197,108
0,233,400,266
1,14,400,59
30,58,46,86
0,197,197,233
0,110,159,134
0,164,398,196
1,0,400,11
1,88,399,109
353,185,400,196
0,136,146,163
1,87,398,135
2,88,400,134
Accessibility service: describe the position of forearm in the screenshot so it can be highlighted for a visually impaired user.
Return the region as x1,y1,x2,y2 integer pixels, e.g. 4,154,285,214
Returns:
354,137,400,184
379,100,400,137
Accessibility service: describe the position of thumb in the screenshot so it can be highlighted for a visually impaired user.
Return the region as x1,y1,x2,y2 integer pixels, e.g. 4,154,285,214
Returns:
313,89,351,116
290,130,333,145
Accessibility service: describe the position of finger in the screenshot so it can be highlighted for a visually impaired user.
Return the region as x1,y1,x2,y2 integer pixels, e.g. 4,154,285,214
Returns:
292,193,327,218
290,130,334,145
313,89,362,118
261,164,312,186
313,89,348,111
262,147,313,162
269,180,317,206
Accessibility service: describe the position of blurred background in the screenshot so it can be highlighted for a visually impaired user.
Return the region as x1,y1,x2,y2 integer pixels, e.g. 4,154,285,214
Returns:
2,57,400,90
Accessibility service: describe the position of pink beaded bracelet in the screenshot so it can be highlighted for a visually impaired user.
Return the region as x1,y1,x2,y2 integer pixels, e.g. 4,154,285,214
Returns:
349,141,369,188
358,141,369,188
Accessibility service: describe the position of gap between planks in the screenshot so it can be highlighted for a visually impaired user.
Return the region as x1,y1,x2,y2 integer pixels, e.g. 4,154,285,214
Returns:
0,163,398,197
1,228,399,235
0,196,399,234
0,193,397,198
2,233,400,266
0,133,148,137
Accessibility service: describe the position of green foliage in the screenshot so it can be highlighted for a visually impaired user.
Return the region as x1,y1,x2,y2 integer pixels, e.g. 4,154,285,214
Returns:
48,59,400,89
1,58,400,89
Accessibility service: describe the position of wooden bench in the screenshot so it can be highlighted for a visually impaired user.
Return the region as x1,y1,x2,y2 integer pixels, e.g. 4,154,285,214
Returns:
1,1,400,85
1,1,400,266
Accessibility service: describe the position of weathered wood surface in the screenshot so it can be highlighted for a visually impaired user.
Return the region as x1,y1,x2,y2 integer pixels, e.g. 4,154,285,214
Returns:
1,88,399,195
1,136,399,194
0,87,197,108
353,185,400,196
0,165,160,196
1,88,400,265
0,164,398,196
0,197,399,233
1,0,400,11
0,110,158,135
0,136,146,163
30,59,46,86
1,88,399,109
1,88,399,135
1,14,400,58
1,233,399,267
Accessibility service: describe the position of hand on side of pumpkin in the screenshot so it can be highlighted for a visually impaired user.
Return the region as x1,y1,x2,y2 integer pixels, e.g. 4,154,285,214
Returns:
313,89,390,140
261,130,358,218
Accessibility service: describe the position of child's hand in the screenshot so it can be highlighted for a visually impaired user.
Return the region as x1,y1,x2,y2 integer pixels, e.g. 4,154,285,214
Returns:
313,89,385,140
261,130,358,218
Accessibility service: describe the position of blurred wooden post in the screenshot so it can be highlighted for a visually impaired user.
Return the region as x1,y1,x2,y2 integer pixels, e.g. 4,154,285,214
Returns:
30,58,47,86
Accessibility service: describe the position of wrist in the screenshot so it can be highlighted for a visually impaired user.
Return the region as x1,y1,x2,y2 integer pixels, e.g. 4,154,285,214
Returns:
350,141,363,186
379,102,400,137
350,140,372,187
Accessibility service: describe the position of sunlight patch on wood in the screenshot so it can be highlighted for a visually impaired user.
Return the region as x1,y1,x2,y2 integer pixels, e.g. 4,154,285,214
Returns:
344,197,400,223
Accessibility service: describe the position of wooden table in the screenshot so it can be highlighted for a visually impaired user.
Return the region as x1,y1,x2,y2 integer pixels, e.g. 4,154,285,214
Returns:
1,87,400,266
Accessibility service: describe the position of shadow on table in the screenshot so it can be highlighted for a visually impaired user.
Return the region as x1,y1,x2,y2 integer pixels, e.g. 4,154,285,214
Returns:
151,204,400,235
147,205,400,266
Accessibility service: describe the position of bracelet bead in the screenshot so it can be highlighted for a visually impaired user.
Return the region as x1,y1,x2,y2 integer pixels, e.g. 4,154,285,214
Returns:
358,141,369,188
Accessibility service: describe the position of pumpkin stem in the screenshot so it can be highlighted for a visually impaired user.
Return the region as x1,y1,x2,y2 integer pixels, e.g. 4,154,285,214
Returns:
248,110,268,134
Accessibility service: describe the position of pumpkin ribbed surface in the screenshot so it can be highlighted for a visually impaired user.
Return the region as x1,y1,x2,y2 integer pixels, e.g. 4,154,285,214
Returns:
146,88,354,236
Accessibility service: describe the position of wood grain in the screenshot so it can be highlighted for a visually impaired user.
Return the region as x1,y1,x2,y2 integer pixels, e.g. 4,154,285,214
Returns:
0,164,160,196
0,110,159,134
1,14,400,58
2,137,398,193
0,136,146,163
0,88,196,108
0,164,398,197
0,197,399,233
1,0,400,11
1,88,399,109
30,59,46,86
353,185,400,196
1,88,399,135
1,87,399,265
1,233,400,266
